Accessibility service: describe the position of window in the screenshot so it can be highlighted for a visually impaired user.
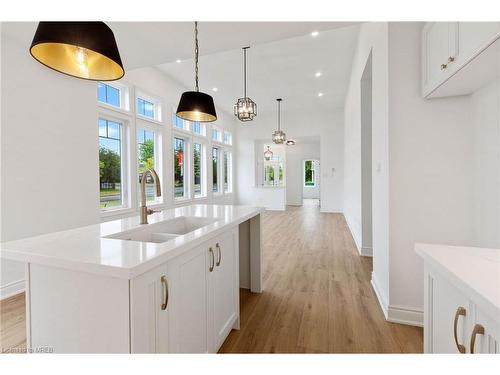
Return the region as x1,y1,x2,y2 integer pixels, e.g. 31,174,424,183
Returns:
212,147,219,192
174,137,186,198
304,160,316,187
223,131,232,145
211,127,220,142
137,128,161,204
137,98,155,119
99,118,125,210
193,143,205,198
192,122,203,135
265,165,275,185
224,151,232,193
98,83,121,108
172,113,185,130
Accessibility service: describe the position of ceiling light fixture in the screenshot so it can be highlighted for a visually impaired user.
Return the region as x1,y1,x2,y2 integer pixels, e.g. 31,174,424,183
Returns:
234,46,257,122
318,92,324,97
29,22,124,81
176,22,217,122
315,72,322,77
286,140,296,146
264,146,273,161
311,31,319,37
272,98,286,144
176,59,182,63
212,87,218,92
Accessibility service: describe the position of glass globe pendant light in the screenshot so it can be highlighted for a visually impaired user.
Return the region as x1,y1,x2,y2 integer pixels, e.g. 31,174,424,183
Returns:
234,46,257,122
29,22,124,81
264,146,273,161
272,98,286,144
176,22,217,122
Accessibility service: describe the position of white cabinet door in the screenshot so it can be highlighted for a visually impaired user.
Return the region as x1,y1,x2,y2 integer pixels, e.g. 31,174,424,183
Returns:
209,229,239,351
423,22,454,94
457,22,500,66
471,308,500,354
167,244,210,353
429,271,472,353
130,263,170,353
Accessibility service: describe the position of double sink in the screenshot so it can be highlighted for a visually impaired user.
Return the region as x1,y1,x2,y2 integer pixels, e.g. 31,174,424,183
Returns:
104,216,217,244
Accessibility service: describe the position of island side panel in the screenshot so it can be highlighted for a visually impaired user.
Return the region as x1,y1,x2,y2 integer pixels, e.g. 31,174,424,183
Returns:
29,264,130,353
249,214,263,293
238,220,251,290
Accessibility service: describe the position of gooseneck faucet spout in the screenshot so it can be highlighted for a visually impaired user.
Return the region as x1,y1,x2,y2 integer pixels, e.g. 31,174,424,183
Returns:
140,168,162,224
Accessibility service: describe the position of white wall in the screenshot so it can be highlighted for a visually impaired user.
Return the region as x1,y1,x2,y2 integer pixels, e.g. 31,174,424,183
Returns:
236,110,343,212
388,23,477,316
1,30,100,298
286,142,320,205
344,22,390,309
471,78,500,248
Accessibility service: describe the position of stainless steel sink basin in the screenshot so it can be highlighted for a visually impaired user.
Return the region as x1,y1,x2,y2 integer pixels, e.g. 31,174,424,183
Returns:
104,216,217,243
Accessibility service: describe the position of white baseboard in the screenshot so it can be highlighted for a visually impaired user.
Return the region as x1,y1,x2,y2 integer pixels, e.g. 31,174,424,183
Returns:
370,272,423,327
370,273,388,318
0,279,25,300
343,213,361,252
387,305,424,327
319,208,343,213
360,246,373,257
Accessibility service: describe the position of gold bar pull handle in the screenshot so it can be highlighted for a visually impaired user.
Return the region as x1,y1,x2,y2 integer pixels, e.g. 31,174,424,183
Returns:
470,323,485,354
160,275,168,311
453,306,466,353
215,242,221,267
209,247,214,272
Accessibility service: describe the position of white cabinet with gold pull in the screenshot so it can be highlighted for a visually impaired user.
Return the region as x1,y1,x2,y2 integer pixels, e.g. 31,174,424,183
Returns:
422,22,500,98
417,244,500,354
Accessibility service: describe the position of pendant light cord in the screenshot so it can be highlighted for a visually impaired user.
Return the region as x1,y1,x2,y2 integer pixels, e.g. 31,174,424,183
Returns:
194,21,199,92
243,46,249,98
277,99,282,131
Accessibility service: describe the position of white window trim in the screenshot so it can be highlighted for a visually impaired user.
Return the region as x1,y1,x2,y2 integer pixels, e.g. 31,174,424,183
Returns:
136,90,162,123
303,159,317,188
192,137,207,199
173,131,191,202
98,110,132,215
98,81,130,112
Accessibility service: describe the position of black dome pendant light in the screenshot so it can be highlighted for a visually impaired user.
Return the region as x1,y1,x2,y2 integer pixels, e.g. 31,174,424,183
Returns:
30,22,124,81
176,22,217,122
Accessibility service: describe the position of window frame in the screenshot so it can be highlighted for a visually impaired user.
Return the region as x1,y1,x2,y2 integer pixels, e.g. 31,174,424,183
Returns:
192,139,207,199
136,91,162,123
98,110,132,216
173,133,190,202
303,159,317,188
98,81,130,112
223,150,232,194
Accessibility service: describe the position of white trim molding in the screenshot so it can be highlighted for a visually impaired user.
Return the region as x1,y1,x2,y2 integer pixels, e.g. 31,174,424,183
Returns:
360,246,373,257
0,279,25,300
343,213,361,252
319,208,343,213
370,272,388,318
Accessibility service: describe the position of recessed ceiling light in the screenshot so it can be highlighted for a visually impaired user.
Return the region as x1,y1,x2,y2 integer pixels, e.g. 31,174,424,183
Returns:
311,31,319,37
286,140,296,146
318,92,324,97
176,59,182,63
212,87,218,92
315,72,322,77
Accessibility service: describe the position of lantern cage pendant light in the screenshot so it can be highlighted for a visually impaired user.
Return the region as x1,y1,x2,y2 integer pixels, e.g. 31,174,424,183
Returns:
272,98,286,144
176,22,217,122
234,46,257,122
264,146,273,161
29,21,124,81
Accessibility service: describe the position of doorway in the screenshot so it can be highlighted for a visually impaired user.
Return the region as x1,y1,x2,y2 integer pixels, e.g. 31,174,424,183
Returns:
303,159,320,207
360,52,373,257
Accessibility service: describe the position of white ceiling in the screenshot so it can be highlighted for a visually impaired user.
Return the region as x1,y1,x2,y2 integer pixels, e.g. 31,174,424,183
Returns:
3,21,360,120
157,24,359,117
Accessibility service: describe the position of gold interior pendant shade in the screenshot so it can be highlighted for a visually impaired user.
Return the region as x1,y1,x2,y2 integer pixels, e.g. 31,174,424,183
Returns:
30,22,124,81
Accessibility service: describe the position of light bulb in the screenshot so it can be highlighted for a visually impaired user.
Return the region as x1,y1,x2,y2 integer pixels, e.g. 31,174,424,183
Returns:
75,46,89,77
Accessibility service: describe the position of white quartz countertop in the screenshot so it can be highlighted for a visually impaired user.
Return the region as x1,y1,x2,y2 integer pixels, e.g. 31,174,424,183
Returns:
0,204,264,279
415,243,500,318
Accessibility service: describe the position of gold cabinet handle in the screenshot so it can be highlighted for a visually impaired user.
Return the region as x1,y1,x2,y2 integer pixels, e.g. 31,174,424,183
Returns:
215,242,221,267
208,247,214,272
453,306,466,353
448,56,455,63
160,275,168,311
470,323,485,354
440,63,447,70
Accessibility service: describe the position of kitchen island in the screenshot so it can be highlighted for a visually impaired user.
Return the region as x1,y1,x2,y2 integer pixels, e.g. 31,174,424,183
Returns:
0,204,264,353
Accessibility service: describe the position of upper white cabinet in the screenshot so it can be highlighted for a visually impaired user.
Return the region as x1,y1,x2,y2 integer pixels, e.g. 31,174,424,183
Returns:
422,22,500,98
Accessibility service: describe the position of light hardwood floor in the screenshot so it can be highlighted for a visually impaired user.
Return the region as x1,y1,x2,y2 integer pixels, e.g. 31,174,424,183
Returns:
219,200,422,353
0,200,422,353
